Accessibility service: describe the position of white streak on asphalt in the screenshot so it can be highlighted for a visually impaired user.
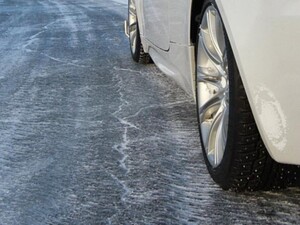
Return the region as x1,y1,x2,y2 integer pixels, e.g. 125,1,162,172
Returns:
113,66,141,74
41,53,87,68
22,30,45,52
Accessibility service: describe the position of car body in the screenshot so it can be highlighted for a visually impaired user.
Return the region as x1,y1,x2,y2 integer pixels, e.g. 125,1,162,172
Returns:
125,0,300,190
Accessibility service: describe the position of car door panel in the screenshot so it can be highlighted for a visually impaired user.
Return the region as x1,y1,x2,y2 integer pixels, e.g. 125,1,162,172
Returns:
142,0,169,50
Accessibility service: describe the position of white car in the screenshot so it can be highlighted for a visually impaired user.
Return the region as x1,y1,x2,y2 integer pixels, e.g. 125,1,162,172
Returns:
124,0,300,191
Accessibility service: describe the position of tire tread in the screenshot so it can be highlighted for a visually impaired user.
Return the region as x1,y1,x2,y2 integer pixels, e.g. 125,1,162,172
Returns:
227,78,300,191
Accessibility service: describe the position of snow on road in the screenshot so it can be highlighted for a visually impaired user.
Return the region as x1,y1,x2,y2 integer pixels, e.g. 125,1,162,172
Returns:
0,0,299,224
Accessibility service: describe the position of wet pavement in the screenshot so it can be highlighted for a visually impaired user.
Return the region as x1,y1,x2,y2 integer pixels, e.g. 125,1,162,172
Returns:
0,0,299,224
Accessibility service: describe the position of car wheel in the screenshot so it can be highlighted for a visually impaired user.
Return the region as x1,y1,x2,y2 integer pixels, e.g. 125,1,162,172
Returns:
196,0,299,191
128,0,151,64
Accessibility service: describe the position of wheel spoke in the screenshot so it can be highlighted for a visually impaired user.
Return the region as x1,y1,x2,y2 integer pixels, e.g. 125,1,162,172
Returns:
130,29,137,52
200,29,219,64
129,0,136,15
130,29,137,40
207,9,225,61
205,104,224,153
203,100,227,165
214,103,229,165
197,30,227,78
129,7,135,16
200,7,225,65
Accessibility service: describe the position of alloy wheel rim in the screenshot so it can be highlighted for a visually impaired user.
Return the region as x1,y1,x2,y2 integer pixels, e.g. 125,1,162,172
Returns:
128,0,137,53
197,5,229,168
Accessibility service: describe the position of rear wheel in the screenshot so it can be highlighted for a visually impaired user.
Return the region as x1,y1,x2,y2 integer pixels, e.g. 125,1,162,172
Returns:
128,0,151,64
196,0,299,191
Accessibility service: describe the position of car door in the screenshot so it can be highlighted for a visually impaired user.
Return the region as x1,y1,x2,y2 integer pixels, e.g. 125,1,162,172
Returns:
142,0,170,51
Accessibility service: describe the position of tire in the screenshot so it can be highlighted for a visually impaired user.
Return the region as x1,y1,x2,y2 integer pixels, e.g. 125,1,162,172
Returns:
128,0,151,64
195,0,300,191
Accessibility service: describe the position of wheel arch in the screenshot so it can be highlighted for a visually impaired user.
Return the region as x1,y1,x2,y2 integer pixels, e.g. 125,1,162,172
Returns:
190,0,204,44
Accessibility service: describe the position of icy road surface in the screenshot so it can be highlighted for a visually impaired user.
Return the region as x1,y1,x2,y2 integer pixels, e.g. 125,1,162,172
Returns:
0,0,299,224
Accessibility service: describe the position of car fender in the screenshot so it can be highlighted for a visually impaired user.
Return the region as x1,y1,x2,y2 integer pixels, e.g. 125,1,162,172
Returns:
216,0,300,165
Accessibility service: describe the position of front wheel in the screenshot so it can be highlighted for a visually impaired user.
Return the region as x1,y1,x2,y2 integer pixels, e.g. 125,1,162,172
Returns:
196,0,299,191
128,0,151,64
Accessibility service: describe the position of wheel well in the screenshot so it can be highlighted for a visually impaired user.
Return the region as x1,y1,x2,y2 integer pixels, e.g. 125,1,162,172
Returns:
190,0,204,44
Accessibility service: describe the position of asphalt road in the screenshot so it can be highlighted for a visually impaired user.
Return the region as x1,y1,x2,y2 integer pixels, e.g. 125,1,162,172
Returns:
0,0,299,224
